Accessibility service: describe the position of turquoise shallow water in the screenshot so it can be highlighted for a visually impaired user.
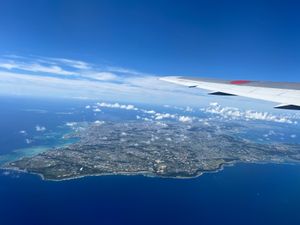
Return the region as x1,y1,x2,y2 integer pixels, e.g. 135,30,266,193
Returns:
0,96,300,225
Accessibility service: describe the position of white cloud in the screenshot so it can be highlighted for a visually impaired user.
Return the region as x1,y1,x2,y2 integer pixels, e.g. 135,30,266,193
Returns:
3,54,298,117
93,108,101,112
142,117,152,121
0,60,75,75
56,112,73,115
184,106,194,112
202,102,297,124
48,58,91,70
19,130,27,135
92,101,195,124
0,62,15,69
0,56,114,81
94,120,105,125
209,102,219,107
66,122,77,127
151,112,194,123
154,113,176,120
141,109,156,114
178,116,193,123
97,102,138,110
86,72,118,81
155,121,168,127
0,62,208,106
35,125,46,132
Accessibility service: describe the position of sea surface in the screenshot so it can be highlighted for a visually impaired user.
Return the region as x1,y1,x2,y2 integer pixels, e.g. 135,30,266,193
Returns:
1,96,300,225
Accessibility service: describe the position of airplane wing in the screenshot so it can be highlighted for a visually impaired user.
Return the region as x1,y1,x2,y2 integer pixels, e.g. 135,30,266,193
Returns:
159,76,300,110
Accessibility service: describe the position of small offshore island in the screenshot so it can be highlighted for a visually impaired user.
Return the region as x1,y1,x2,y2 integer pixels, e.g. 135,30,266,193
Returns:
4,121,300,181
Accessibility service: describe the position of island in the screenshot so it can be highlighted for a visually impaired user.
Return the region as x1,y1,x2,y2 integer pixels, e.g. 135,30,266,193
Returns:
4,120,300,181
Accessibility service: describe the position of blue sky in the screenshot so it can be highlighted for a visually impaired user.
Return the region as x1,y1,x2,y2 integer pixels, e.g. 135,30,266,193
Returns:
1,0,300,81
0,0,299,107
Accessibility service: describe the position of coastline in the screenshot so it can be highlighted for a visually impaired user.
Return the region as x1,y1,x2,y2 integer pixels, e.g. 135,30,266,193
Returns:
3,160,299,182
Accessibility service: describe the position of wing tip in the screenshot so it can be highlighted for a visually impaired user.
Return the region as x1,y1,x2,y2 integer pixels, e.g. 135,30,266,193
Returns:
209,91,237,96
274,104,300,110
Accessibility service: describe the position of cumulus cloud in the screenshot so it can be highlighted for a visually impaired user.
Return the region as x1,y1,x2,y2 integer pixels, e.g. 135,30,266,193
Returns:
93,101,195,124
155,121,168,127
94,120,105,125
154,113,176,120
97,102,138,110
184,106,194,112
178,116,193,123
148,111,194,123
162,104,194,112
19,130,27,135
202,102,297,124
66,122,77,127
35,125,46,132
137,116,152,121
141,109,156,114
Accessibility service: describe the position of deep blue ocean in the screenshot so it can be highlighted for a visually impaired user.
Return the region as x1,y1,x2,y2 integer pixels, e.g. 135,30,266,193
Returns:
1,96,300,225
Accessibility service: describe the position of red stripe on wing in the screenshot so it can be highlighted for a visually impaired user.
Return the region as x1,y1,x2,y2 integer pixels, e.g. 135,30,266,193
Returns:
230,80,251,85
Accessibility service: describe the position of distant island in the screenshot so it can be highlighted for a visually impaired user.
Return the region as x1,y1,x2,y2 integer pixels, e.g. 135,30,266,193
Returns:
4,121,300,181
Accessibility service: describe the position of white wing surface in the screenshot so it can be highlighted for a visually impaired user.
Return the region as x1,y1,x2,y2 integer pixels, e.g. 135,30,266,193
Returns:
160,76,300,110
